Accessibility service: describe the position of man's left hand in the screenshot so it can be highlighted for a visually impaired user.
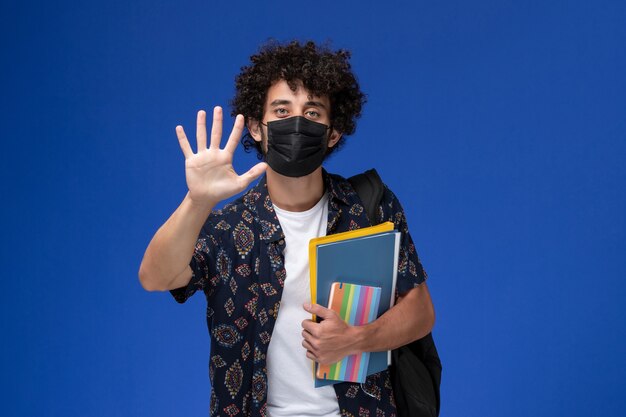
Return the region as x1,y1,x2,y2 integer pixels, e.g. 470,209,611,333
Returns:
301,303,358,366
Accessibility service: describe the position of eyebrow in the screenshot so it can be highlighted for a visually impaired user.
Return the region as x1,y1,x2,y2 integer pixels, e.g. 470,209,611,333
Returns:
305,100,327,110
269,99,291,107
269,99,327,110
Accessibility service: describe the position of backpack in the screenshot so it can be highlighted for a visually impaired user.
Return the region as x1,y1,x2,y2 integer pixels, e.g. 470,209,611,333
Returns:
348,169,442,417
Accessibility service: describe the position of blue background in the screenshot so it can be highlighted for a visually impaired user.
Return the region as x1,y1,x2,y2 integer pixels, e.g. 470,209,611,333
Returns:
2,0,625,416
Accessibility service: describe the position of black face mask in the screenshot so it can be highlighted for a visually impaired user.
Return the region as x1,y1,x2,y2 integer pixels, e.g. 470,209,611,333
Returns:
263,116,330,178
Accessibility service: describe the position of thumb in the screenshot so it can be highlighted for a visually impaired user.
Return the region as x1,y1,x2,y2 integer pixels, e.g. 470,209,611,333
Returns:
304,302,334,319
240,162,268,186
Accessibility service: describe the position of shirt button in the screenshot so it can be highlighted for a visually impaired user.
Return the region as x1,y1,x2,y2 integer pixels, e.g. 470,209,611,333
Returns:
278,239,285,245
268,309,274,315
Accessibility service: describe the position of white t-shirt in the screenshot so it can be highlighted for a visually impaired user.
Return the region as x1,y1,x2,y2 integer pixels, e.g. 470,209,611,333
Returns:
266,193,341,417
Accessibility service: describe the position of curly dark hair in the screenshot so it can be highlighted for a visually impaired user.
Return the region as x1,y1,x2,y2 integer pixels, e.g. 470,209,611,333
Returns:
230,40,366,159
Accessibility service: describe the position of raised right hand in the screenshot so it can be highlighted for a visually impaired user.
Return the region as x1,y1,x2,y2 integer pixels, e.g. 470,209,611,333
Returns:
176,107,267,209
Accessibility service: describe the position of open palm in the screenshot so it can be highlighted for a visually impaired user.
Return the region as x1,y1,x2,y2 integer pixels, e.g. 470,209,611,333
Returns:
176,107,267,208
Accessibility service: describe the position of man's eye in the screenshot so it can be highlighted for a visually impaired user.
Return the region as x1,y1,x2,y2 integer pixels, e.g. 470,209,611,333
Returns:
275,108,288,116
305,110,320,118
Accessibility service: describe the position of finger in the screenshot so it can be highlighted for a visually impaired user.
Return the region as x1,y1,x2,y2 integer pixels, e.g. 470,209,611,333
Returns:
224,114,245,154
196,110,207,151
301,320,319,336
301,328,316,343
176,125,193,159
303,303,333,320
302,339,316,353
237,162,268,189
209,106,223,149
306,351,317,361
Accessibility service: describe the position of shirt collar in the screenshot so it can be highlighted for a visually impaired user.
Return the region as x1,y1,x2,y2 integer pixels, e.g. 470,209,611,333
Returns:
322,168,353,207
246,169,353,242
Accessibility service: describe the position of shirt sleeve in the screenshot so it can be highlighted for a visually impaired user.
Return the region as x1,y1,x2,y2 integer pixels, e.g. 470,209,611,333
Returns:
376,184,427,296
169,221,219,303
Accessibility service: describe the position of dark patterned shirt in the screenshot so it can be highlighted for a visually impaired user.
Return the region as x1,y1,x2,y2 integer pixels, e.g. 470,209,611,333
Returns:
171,170,427,417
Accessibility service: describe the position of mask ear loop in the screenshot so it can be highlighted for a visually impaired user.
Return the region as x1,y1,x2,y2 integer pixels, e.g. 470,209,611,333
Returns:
258,120,270,149
324,124,335,155
256,120,269,158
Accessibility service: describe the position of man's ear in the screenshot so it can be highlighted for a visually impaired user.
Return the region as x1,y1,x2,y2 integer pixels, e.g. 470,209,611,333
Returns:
328,129,343,148
248,119,262,143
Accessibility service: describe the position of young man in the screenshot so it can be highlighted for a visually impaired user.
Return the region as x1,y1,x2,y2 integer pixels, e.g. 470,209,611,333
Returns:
139,41,434,417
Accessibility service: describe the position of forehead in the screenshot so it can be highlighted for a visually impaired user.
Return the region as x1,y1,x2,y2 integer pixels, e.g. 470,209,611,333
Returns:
265,80,330,107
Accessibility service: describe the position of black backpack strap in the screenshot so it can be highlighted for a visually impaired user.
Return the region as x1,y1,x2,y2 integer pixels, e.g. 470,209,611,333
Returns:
347,168,384,225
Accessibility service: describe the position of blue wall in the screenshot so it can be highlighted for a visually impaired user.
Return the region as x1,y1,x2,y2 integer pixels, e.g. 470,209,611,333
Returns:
2,0,625,416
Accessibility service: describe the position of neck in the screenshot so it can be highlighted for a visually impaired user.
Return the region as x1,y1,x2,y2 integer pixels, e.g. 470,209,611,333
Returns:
266,167,325,212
